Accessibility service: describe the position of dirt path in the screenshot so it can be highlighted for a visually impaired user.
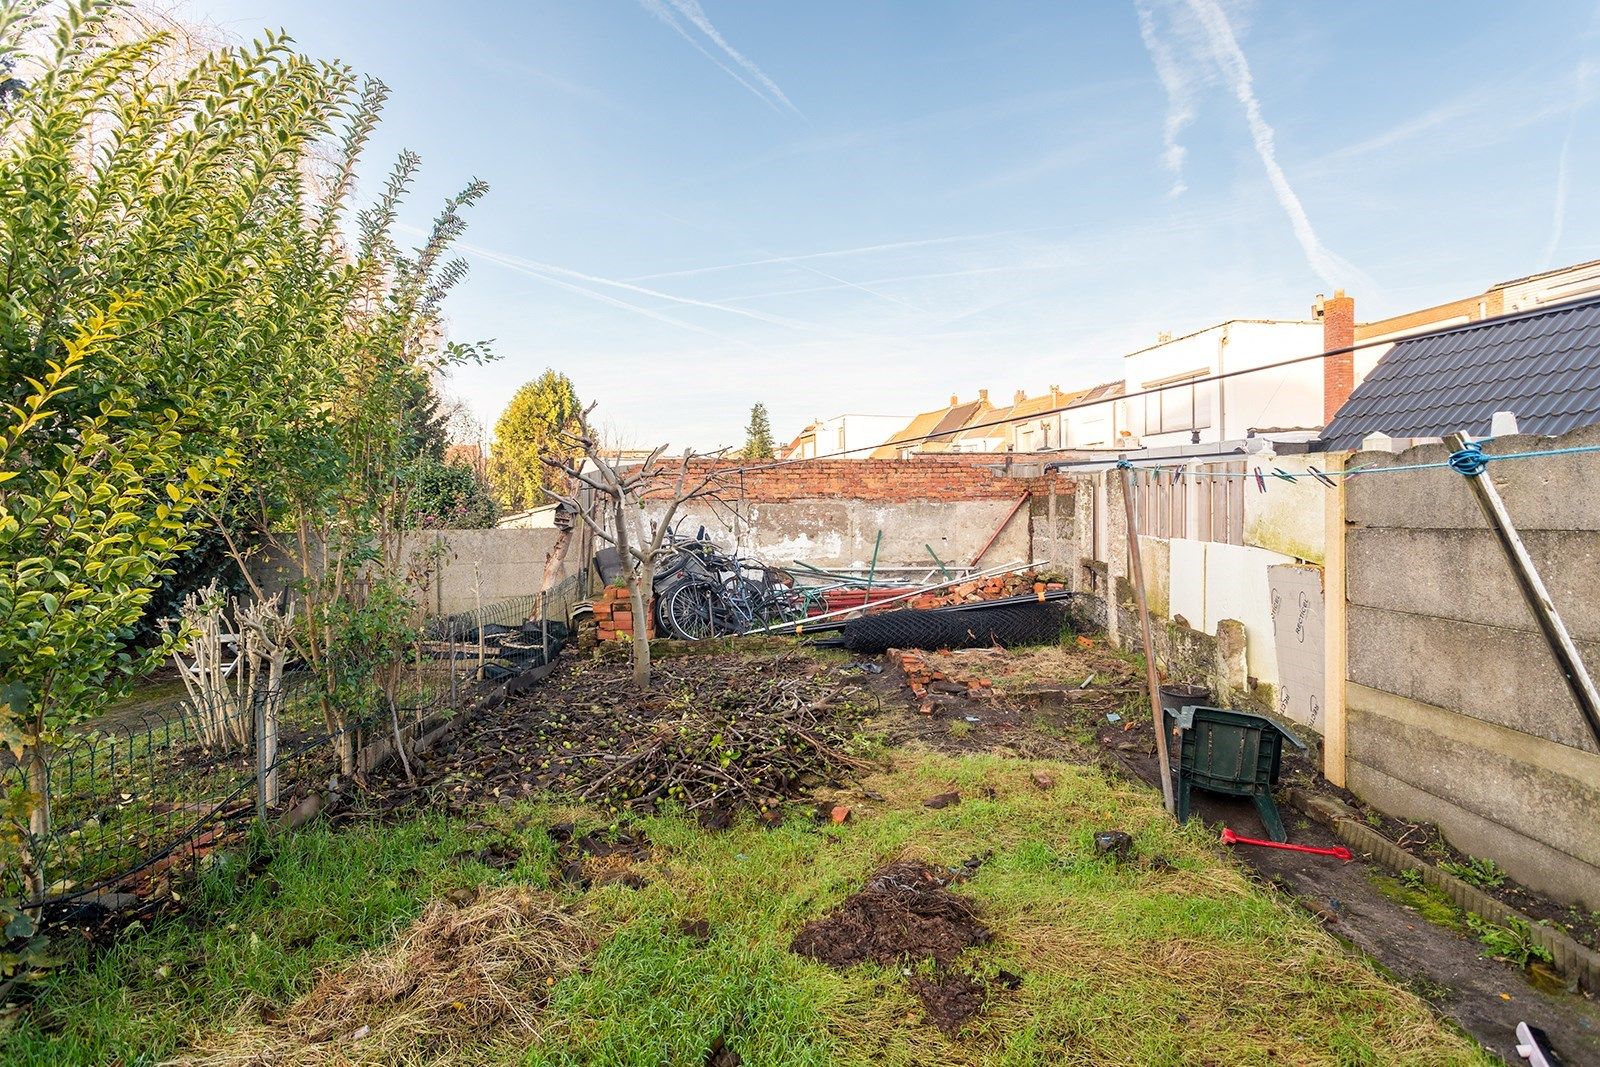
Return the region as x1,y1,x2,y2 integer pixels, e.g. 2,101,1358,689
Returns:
863,646,1600,1065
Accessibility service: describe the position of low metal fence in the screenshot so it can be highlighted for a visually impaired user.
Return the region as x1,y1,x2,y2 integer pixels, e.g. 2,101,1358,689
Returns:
0,571,588,912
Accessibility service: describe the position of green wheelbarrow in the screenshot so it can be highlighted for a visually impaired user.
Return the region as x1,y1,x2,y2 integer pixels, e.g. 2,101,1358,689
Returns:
1162,704,1307,842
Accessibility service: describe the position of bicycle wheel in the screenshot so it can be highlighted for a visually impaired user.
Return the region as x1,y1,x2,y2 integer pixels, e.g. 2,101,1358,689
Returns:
663,580,719,640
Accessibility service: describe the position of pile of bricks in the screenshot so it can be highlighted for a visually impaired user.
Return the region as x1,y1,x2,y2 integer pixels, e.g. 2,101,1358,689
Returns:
905,570,1066,610
892,649,996,706
590,585,655,642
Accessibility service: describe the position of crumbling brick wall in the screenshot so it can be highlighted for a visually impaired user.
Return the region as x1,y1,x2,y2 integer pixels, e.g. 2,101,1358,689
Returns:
638,456,1070,504
589,585,655,643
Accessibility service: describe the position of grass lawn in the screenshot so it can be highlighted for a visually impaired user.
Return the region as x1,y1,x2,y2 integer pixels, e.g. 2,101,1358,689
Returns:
2,752,1490,1066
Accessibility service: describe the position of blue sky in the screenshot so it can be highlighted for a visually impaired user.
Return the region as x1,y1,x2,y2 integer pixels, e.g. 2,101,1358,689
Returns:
189,0,1600,449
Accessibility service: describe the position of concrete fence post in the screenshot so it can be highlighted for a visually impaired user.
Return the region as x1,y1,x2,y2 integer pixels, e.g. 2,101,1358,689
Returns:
1322,451,1349,787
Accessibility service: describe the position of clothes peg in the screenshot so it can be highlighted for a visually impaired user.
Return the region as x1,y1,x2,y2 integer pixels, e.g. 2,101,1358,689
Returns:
1305,465,1338,488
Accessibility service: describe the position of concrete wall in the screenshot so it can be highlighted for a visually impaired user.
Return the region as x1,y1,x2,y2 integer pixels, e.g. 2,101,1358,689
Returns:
1343,425,1600,907
1144,537,1297,693
655,497,1032,573
1244,454,1327,563
249,528,572,616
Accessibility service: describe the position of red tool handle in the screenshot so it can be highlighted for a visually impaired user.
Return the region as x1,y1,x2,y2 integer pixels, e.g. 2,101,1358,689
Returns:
1221,826,1352,861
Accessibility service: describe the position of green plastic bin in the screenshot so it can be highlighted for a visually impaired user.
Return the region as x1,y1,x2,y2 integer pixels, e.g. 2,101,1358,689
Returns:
1163,704,1306,842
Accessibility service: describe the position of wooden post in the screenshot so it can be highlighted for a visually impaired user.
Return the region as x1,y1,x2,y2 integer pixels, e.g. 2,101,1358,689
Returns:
473,562,485,682
1321,451,1349,787
1444,433,1600,749
1119,462,1176,814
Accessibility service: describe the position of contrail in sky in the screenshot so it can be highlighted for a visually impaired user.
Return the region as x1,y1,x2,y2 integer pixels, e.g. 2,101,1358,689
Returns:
1133,0,1196,196
665,0,800,114
631,227,1058,281
638,0,800,115
1184,0,1365,290
1542,3,1600,267
454,239,828,334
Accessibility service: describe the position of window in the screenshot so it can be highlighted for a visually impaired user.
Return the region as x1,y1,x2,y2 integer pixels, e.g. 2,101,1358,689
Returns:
1142,376,1212,434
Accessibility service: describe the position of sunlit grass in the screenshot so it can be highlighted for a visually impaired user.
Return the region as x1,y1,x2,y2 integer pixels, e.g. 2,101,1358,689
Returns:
4,753,1490,1066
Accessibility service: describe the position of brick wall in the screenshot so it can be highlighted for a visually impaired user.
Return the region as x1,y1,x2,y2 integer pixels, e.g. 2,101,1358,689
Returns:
639,456,1071,504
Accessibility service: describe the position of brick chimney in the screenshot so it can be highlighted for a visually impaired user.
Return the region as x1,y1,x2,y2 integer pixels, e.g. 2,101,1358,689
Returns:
977,389,989,404
1320,289,1356,424
950,393,959,406
1014,389,1027,404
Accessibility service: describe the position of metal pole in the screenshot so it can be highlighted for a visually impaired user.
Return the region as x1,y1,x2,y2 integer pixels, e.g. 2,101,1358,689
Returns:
1444,433,1600,749
1119,463,1177,814
866,530,882,598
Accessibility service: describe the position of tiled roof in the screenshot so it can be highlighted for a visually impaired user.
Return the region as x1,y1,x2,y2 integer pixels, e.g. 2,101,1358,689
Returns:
1322,296,1600,448
925,400,987,443
870,411,941,458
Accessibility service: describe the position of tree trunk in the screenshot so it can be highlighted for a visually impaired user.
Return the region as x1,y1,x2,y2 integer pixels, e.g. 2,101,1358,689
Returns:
25,746,49,838
630,560,653,690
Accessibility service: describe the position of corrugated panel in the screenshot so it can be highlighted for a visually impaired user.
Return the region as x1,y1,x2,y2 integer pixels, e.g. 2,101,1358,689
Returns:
1323,297,1600,448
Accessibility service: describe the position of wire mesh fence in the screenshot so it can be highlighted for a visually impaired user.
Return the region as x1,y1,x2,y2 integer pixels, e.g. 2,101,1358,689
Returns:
0,572,589,911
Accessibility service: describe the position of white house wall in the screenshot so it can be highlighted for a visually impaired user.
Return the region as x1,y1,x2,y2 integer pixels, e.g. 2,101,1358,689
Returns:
1123,321,1324,447
1213,322,1325,438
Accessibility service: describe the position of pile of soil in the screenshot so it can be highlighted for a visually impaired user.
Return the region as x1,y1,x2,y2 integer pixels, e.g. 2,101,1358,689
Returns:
791,860,996,1035
792,861,989,967
415,652,876,819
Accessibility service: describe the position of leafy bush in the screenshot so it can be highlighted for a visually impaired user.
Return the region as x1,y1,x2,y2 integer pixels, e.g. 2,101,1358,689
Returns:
401,458,498,529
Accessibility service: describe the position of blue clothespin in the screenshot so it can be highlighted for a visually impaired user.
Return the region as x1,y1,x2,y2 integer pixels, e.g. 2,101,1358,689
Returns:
1271,467,1297,485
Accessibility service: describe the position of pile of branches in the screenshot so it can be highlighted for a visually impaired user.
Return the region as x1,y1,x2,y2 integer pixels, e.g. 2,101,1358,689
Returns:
432,653,875,818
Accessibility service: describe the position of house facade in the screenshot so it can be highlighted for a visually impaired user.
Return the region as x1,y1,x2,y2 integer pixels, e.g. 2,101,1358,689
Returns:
1122,319,1326,449
784,413,911,459
872,393,994,458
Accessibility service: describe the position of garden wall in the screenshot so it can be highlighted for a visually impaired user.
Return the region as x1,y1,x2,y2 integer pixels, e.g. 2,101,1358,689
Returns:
642,459,1071,573
1342,425,1600,907
249,528,574,616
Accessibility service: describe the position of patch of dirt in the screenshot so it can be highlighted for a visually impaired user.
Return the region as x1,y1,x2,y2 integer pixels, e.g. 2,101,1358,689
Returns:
909,973,986,1036
790,861,990,968
410,652,876,819
857,638,1600,1059
1357,809,1600,955
792,859,1006,1037
863,642,1144,761
548,823,651,890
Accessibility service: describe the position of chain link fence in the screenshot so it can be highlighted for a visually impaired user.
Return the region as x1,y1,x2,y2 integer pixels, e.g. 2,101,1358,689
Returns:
0,572,588,911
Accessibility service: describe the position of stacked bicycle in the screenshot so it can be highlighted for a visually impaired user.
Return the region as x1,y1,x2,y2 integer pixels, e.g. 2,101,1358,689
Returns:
651,527,811,639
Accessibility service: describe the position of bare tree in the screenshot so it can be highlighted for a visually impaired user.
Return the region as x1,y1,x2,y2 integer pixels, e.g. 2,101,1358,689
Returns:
544,410,728,689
